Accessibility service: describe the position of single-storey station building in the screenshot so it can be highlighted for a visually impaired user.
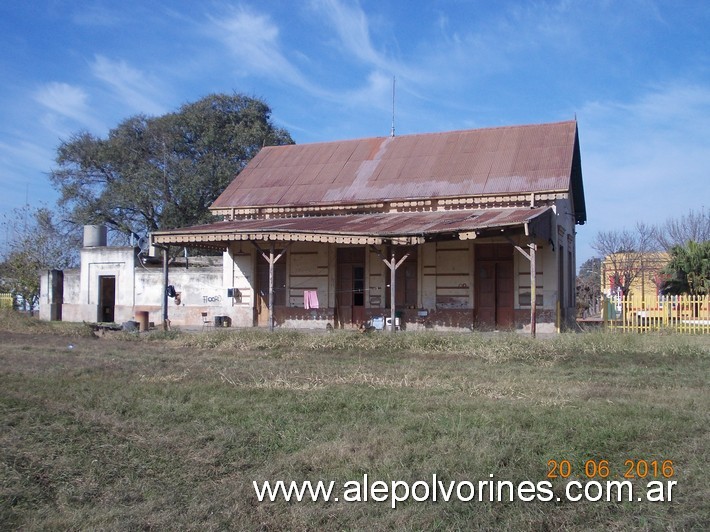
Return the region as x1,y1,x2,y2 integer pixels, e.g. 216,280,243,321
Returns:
41,120,586,333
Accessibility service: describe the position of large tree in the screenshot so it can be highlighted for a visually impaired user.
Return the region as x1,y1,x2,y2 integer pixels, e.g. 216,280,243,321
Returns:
50,93,293,238
0,207,79,312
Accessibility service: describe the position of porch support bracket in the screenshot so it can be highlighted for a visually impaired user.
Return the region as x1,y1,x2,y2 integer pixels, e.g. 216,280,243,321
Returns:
506,235,538,338
251,241,292,332
370,245,411,332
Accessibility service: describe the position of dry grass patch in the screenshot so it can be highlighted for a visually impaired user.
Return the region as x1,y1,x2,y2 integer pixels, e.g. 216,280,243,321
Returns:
1,313,708,530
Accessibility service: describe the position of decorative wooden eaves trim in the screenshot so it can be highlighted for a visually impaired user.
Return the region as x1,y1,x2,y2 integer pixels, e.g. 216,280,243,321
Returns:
212,203,386,219
152,231,424,248
211,191,569,220
437,192,566,207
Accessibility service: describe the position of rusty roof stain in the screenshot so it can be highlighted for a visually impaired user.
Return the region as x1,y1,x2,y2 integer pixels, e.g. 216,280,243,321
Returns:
211,120,583,213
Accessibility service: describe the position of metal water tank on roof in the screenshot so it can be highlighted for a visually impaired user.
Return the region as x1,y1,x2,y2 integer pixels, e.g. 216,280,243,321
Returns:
83,225,107,247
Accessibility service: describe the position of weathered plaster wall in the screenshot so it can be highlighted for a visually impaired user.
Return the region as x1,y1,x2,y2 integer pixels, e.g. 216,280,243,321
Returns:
44,246,245,328
554,197,579,327
42,217,576,333
222,246,257,327
281,242,332,329
434,240,473,310
134,267,233,328
54,270,81,322
58,247,137,323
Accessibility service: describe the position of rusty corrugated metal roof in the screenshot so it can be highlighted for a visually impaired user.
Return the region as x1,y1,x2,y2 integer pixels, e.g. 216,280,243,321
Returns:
211,120,580,210
153,207,552,247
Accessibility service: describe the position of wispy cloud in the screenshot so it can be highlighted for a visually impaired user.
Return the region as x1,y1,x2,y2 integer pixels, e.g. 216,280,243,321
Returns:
576,82,710,261
33,82,105,133
342,71,394,111
207,6,326,97
90,55,166,117
581,83,710,175
0,138,55,177
0,137,58,214
621,84,710,130
423,2,579,84
309,0,421,82
207,1,420,113
309,0,384,69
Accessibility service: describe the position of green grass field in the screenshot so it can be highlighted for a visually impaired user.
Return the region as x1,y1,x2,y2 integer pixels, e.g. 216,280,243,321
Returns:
1,312,708,530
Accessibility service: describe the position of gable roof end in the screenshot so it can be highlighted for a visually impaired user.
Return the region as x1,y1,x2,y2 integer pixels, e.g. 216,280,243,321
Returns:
570,125,586,224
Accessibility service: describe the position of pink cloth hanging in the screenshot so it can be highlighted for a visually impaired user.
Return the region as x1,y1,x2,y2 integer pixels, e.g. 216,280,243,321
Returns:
304,290,319,309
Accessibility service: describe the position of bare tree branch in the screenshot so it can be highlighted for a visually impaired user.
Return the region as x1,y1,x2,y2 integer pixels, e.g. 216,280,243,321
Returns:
654,207,710,250
592,226,654,297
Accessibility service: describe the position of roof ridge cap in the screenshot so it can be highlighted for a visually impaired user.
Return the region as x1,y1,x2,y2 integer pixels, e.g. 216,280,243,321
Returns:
271,119,578,148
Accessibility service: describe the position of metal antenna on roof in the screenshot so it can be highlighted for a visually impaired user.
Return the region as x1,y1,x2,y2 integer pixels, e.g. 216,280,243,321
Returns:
390,76,396,137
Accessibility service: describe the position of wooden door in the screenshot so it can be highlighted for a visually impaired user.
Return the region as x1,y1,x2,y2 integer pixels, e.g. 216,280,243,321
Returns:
337,264,353,326
475,244,514,329
476,261,496,326
496,260,514,327
337,248,365,328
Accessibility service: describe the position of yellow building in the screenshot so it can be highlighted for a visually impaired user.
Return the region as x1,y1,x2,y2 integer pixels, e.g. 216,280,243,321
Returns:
601,251,669,298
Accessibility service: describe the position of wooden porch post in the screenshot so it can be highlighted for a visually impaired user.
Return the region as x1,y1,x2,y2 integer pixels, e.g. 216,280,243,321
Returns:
370,245,411,332
268,242,275,332
252,241,290,332
511,241,537,338
390,247,396,332
528,243,537,338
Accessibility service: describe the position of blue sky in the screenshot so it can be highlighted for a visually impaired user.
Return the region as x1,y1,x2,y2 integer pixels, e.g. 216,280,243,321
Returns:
1,0,709,265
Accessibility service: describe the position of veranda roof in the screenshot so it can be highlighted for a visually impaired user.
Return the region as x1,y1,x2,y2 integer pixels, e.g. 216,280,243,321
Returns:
151,206,553,250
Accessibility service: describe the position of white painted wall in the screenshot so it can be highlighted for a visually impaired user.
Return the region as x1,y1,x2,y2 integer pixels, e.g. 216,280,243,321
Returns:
58,246,136,323
44,246,245,328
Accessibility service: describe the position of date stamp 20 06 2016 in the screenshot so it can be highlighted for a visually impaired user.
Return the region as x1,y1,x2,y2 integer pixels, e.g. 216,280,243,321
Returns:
546,459,677,502
547,459,675,480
